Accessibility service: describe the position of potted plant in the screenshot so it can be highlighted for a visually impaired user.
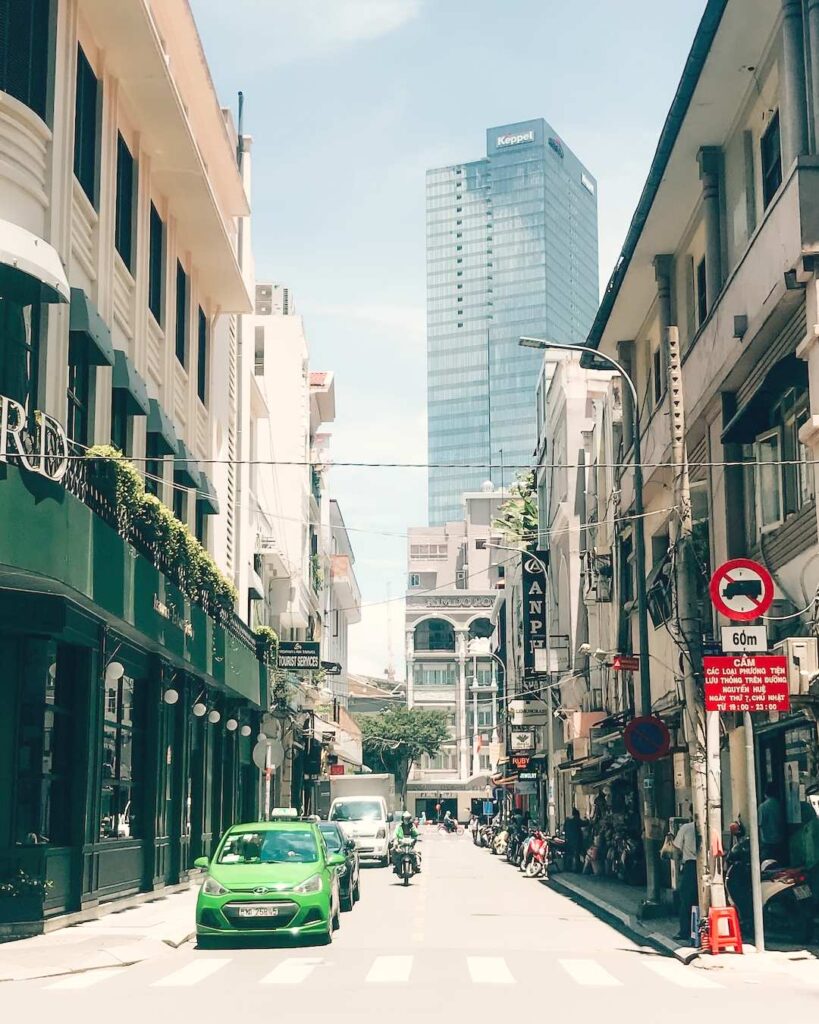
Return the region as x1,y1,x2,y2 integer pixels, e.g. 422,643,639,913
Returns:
0,869,53,924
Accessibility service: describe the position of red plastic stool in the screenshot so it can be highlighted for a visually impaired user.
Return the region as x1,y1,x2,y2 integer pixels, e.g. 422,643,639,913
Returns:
708,907,742,954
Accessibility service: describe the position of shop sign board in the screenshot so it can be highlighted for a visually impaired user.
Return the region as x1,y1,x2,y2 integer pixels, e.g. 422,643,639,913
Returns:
612,654,639,672
703,655,790,713
720,625,768,653
509,730,534,754
329,764,345,776
522,553,548,674
510,755,530,770
709,558,774,621
518,771,538,781
277,641,321,670
509,698,549,727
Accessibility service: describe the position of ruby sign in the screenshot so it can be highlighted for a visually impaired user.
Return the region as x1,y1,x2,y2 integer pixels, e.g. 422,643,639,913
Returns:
703,656,790,713
709,558,774,621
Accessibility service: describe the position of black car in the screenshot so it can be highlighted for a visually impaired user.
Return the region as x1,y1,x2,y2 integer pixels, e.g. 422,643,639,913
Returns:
319,821,360,911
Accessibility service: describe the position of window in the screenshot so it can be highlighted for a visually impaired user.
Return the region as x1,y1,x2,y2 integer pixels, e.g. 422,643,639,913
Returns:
652,347,663,405
0,298,40,414
0,0,51,121
100,673,143,840
66,340,90,445
696,257,707,326
414,619,455,652
16,641,78,845
145,433,161,497
413,663,457,686
114,133,136,270
148,203,164,324
197,308,208,404
73,45,99,206
110,389,129,454
254,325,265,374
175,262,188,366
173,487,187,525
195,502,207,546
761,111,782,209
755,428,783,532
408,573,421,588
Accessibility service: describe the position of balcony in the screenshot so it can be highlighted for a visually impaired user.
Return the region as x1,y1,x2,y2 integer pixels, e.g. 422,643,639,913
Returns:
255,509,289,578
330,554,362,622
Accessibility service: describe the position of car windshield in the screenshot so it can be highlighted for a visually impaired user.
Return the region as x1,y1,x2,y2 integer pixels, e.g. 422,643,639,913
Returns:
217,830,319,864
331,800,383,822
319,827,343,852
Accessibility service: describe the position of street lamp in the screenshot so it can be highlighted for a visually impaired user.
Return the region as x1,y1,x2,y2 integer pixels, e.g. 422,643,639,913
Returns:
518,336,660,912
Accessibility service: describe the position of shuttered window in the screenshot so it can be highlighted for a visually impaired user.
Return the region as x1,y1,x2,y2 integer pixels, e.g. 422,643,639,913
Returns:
148,203,164,324
73,45,99,207
115,133,136,271
175,262,188,366
197,307,208,404
0,0,51,122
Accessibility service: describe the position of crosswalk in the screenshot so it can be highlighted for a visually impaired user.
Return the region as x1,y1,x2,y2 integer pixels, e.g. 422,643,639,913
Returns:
37,952,731,992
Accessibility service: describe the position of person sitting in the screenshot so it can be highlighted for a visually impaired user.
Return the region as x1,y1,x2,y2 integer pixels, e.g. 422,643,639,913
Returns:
393,811,421,873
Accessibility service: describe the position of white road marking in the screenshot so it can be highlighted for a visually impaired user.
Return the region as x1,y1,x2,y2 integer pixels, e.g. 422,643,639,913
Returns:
366,955,413,983
46,969,127,990
467,956,515,984
643,959,723,988
152,958,230,987
559,959,623,987
260,958,323,985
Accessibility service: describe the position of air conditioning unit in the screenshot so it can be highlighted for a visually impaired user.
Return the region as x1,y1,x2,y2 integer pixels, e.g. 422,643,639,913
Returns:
773,636,818,695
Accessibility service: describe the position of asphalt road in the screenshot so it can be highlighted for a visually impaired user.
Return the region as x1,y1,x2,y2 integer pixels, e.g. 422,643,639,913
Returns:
3,832,819,1022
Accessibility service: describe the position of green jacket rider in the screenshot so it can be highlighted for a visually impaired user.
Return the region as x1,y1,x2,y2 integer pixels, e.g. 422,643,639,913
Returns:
394,812,419,843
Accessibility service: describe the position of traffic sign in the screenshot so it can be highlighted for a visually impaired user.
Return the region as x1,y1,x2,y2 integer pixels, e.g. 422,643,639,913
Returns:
709,558,774,621
720,624,768,653
704,655,790,712
612,654,640,672
623,716,671,763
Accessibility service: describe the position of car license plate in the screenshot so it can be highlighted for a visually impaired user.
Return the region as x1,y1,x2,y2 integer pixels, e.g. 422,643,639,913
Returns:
238,905,281,918
793,884,812,900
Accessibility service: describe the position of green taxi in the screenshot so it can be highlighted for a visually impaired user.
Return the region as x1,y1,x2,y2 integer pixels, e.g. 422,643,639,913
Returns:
194,812,344,945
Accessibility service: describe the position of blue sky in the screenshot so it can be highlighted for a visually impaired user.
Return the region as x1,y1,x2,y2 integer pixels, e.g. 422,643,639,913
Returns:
191,0,707,676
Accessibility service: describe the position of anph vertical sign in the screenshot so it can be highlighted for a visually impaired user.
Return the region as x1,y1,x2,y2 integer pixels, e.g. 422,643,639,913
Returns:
522,553,548,674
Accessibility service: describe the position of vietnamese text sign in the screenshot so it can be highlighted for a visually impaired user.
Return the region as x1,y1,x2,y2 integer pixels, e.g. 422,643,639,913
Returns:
703,655,790,713
277,641,321,670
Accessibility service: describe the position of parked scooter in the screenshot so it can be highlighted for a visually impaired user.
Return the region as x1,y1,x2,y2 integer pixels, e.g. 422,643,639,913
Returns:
506,820,527,866
521,828,548,877
724,836,814,944
492,825,509,857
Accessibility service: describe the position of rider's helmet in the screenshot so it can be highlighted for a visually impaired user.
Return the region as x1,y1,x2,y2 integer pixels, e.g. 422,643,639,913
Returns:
401,811,412,827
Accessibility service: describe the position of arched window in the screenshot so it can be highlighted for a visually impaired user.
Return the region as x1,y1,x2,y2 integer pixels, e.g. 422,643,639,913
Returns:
468,617,493,640
414,618,455,652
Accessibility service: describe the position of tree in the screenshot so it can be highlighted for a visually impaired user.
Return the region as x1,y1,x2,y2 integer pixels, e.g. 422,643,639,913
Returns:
356,708,450,802
493,471,538,545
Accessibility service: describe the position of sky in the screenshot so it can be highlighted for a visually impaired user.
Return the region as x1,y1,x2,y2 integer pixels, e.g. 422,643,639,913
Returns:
191,0,708,678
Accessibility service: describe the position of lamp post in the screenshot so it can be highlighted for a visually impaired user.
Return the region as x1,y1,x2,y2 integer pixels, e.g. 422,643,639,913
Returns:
489,542,559,833
518,337,661,912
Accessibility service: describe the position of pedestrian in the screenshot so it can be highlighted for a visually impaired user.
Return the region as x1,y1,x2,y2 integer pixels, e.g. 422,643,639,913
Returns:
672,819,699,943
563,808,583,871
758,782,785,862
469,813,479,844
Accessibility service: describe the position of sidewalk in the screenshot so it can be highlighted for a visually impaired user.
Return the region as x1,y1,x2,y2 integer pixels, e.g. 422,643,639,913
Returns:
0,887,198,983
549,870,819,979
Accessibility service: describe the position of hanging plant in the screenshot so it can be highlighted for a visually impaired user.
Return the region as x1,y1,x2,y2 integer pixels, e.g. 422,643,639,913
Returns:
254,625,279,666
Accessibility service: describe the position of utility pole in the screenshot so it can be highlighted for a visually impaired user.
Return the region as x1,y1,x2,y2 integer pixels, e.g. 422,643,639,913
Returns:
665,326,720,913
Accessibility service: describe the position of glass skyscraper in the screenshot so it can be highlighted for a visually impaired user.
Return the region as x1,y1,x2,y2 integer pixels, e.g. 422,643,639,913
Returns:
426,119,599,524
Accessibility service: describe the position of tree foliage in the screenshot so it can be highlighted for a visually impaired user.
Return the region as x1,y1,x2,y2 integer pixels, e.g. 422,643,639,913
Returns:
356,707,450,800
493,471,538,545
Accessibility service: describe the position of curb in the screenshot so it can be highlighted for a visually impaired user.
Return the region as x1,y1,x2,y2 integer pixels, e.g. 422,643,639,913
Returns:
547,874,699,965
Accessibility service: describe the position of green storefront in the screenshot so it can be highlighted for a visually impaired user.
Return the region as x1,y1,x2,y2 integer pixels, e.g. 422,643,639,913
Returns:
0,460,267,935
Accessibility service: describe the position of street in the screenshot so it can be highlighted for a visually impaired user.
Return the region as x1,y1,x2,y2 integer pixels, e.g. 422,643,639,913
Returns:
3,833,819,1022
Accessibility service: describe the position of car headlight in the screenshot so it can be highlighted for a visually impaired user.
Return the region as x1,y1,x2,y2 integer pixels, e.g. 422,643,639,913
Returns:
202,875,228,896
293,873,323,895
376,827,386,839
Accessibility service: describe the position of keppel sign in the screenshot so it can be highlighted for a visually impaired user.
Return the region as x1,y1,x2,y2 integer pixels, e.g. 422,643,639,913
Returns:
703,655,790,713
497,130,535,147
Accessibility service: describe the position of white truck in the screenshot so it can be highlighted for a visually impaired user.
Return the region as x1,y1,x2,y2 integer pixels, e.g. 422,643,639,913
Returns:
328,774,397,867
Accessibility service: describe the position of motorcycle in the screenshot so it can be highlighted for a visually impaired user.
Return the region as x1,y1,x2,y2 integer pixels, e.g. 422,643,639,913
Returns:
506,820,527,866
395,838,419,887
521,828,548,877
492,826,509,857
437,818,463,835
724,836,814,944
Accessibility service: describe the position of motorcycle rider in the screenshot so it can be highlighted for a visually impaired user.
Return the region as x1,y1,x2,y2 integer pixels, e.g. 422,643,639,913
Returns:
442,810,458,833
393,811,421,873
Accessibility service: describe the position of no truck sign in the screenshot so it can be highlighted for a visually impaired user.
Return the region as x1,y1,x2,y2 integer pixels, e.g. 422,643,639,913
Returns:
709,558,774,622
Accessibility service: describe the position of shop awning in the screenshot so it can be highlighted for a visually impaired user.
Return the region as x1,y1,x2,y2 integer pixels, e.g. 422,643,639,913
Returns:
572,754,638,788
197,471,220,514
0,219,69,304
69,288,114,366
173,439,201,488
146,398,178,455
112,350,150,416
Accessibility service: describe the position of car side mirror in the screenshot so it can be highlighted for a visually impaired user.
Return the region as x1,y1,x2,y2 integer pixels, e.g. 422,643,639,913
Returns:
328,852,346,867
345,839,357,852
193,856,210,869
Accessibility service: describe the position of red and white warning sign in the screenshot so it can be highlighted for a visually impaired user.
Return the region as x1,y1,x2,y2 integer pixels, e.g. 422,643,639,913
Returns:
709,558,774,622
703,655,790,713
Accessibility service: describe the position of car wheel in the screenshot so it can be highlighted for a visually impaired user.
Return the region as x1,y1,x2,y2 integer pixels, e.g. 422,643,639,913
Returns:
319,924,333,946
379,855,389,867
332,903,341,931
341,885,354,912
353,879,360,902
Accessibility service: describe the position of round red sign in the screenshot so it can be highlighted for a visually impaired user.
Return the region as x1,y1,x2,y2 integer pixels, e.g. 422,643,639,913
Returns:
624,716,671,763
709,558,774,622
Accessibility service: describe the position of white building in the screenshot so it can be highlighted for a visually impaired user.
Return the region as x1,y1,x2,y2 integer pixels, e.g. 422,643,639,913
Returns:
324,499,362,707
405,485,507,820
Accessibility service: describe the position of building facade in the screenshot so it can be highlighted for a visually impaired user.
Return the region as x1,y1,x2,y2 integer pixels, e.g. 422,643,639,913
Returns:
405,486,507,819
426,118,599,524
0,0,270,935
